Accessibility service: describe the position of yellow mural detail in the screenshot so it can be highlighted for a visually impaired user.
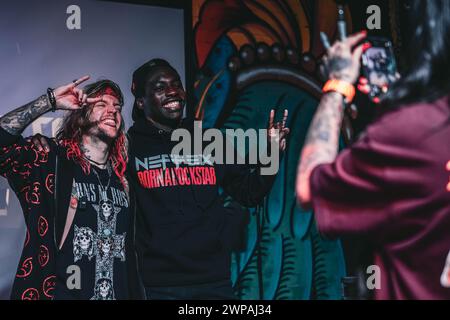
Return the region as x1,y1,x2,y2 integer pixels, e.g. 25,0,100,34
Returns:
243,0,289,45
244,0,297,46
286,0,310,52
192,0,207,27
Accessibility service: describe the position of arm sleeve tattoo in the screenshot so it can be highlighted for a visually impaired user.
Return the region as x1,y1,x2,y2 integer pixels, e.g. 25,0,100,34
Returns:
297,92,345,202
0,94,52,135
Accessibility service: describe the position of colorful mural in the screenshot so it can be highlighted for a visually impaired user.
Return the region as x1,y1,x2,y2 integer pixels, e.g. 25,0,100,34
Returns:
192,0,354,299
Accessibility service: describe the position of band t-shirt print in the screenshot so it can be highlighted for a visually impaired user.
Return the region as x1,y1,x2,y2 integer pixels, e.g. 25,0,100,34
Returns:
54,165,130,300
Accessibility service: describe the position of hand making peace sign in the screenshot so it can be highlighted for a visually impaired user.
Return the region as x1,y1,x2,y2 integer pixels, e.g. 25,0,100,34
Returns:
267,109,290,152
53,75,103,111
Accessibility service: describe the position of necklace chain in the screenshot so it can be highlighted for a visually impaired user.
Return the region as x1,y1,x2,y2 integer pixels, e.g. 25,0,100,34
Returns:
92,161,112,193
83,155,109,166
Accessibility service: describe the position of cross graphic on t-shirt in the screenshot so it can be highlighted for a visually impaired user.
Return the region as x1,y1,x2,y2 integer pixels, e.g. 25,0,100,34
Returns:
91,197,126,300
73,195,126,300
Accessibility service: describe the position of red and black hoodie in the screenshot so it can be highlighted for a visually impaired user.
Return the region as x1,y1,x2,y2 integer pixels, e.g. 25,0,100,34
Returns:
127,118,279,287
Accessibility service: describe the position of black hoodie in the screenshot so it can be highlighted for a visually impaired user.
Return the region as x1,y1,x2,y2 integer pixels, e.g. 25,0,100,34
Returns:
127,118,278,287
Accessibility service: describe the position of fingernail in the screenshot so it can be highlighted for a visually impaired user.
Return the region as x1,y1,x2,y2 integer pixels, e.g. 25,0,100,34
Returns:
361,30,368,36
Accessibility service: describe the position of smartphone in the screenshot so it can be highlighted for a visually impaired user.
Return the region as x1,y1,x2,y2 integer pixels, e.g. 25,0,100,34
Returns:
360,37,398,103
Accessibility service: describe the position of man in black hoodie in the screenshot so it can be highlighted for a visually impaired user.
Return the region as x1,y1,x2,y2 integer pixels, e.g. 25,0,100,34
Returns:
128,59,289,299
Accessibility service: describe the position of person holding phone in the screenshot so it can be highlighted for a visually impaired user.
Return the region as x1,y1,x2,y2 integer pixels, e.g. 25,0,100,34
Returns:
296,0,450,300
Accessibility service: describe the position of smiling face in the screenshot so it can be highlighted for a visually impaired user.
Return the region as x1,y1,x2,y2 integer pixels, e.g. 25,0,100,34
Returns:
138,66,186,127
88,94,123,141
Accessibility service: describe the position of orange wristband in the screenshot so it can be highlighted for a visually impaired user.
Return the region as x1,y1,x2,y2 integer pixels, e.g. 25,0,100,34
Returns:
322,79,356,103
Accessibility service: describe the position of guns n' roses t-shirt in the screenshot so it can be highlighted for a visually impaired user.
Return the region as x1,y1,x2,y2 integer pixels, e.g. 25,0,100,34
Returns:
54,164,130,300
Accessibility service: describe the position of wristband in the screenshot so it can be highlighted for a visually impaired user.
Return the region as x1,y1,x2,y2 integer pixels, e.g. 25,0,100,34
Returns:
322,79,356,103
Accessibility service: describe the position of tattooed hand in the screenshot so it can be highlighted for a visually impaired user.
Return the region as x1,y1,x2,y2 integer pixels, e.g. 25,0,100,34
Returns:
0,75,101,135
54,75,102,111
267,109,290,152
322,31,367,84
296,32,367,205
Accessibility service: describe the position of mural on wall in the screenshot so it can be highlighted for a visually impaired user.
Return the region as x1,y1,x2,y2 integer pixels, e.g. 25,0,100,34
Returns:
192,0,354,299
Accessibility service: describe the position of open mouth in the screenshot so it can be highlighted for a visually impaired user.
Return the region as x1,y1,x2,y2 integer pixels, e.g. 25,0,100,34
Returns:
102,118,117,128
162,100,183,112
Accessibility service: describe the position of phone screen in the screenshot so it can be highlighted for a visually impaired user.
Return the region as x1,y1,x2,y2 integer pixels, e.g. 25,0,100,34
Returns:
361,37,398,102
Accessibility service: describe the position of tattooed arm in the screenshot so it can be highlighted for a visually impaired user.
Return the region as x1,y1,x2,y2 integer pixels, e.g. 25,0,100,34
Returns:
0,75,97,136
0,95,52,135
296,92,345,204
296,31,367,205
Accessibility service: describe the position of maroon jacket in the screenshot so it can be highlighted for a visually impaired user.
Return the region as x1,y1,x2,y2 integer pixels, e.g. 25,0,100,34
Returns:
310,95,450,300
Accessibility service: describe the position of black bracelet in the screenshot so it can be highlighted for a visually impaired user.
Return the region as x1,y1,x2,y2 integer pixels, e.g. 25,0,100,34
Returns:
47,88,57,112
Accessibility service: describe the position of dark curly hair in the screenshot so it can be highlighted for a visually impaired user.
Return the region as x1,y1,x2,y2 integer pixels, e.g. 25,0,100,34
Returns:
382,0,450,109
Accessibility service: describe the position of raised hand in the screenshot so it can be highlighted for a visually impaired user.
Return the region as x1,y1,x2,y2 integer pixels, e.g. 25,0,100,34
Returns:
53,76,102,110
267,109,290,152
322,31,367,84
